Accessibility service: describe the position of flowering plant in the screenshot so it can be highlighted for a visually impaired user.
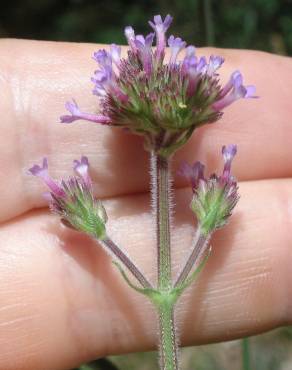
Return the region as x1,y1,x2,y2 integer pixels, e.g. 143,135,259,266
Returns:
30,14,255,370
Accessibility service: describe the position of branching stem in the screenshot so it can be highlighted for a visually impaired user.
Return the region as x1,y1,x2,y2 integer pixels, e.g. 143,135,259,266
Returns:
99,237,152,289
174,227,211,287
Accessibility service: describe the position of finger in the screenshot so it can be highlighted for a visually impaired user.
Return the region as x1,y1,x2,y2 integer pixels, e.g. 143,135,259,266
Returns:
1,40,292,222
0,179,291,370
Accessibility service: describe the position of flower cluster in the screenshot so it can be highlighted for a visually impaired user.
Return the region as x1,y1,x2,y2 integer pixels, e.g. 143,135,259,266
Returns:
180,144,239,235
60,15,256,157
29,156,107,239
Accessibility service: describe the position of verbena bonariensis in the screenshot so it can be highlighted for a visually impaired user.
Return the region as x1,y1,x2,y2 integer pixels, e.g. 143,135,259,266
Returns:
30,14,256,370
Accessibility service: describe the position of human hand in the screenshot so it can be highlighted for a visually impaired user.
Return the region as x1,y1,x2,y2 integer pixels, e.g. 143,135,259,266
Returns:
0,39,291,370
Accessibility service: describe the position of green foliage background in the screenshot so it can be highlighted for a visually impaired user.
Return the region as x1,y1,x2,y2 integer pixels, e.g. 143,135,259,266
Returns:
0,0,292,55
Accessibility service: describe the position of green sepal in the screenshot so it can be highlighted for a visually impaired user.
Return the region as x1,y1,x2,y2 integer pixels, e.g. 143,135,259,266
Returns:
61,188,108,240
191,185,228,236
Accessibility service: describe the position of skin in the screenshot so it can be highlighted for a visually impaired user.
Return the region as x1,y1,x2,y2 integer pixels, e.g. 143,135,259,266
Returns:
0,39,292,370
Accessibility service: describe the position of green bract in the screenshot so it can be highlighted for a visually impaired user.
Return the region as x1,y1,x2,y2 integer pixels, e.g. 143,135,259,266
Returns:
56,184,108,240
191,181,236,235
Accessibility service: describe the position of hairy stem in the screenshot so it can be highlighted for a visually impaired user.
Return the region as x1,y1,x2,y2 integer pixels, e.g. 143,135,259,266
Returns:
158,302,178,370
151,152,172,290
99,237,152,289
174,226,211,287
151,151,178,370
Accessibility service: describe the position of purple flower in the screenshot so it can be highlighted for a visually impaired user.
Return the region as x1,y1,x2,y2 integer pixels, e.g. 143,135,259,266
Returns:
178,161,205,191
207,55,224,75
60,14,256,157
93,49,112,69
149,14,173,58
73,156,91,188
168,35,186,64
180,145,239,234
135,33,155,47
29,157,107,238
196,56,207,72
29,158,65,197
125,26,136,51
97,44,121,70
110,44,121,66
91,61,129,103
134,33,155,76
60,100,111,124
186,45,196,58
222,144,237,181
213,71,257,110
91,66,113,96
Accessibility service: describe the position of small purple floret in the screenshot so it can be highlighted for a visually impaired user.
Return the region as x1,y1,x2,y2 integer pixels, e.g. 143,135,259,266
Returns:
207,55,224,75
134,33,155,76
222,144,237,181
110,44,121,66
125,26,136,51
149,14,173,58
93,49,112,68
30,156,93,205
29,158,65,197
213,71,257,111
60,100,111,124
29,157,48,177
73,156,92,188
178,161,205,191
222,144,237,163
168,35,186,64
180,144,238,191
186,46,196,58
134,33,155,48
149,14,173,33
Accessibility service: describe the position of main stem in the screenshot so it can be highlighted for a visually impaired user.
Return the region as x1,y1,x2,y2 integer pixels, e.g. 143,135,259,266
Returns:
153,153,172,290
151,151,178,370
158,303,178,370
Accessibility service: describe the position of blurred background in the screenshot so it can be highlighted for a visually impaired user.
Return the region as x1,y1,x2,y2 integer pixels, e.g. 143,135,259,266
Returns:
1,0,292,369
0,0,292,55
